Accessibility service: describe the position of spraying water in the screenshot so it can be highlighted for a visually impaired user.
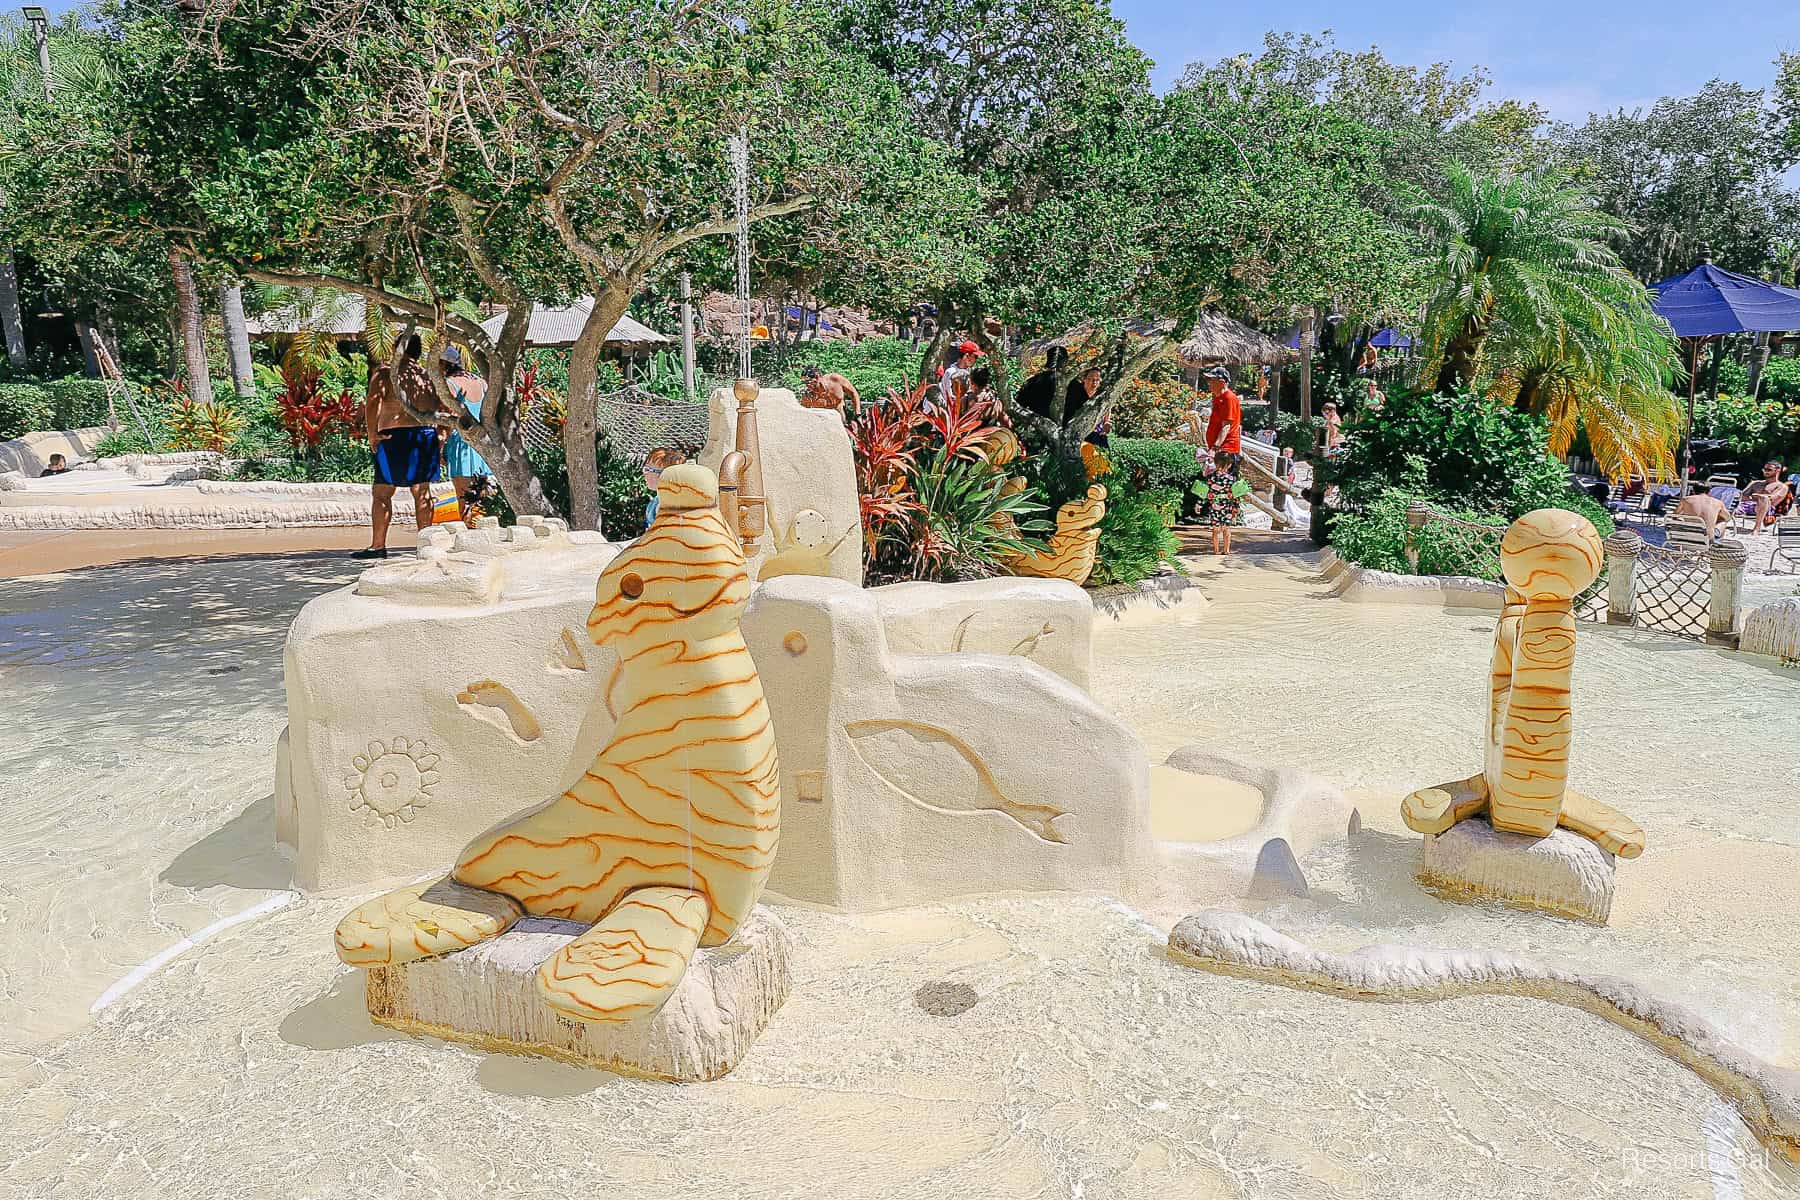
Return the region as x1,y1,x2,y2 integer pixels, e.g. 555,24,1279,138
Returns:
729,126,752,380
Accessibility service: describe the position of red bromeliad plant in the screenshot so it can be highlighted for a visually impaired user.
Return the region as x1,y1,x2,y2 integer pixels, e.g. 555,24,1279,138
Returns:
274,364,360,455
515,364,567,436
848,380,928,555
849,380,1046,583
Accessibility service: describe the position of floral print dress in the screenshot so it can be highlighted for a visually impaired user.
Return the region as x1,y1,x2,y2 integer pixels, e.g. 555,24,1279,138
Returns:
1198,460,1243,527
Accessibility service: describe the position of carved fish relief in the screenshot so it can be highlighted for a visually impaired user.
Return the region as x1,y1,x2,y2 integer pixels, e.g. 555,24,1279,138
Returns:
845,718,1069,844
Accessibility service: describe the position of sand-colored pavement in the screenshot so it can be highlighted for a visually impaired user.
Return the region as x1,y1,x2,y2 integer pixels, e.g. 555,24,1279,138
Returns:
0,527,417,577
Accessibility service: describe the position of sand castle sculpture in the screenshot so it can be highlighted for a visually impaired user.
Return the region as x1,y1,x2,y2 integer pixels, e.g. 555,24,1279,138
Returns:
283,379,1351,909
277,515,625,893
702,380,860,585
335,463,784,1036
1399,508,1644,920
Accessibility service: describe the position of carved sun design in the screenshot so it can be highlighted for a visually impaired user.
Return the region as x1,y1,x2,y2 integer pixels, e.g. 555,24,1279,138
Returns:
345,736,441,828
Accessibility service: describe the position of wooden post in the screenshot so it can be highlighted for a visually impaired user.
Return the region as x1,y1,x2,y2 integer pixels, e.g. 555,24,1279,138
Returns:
1705,538,1748,647
1298,311,1315,422
1404,501,1430,574
1602,529,1642,626
679,272,696,402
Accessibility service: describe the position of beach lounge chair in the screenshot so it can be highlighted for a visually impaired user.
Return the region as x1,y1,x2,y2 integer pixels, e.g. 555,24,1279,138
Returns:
1770,519,1800,574
1664,514,1712,552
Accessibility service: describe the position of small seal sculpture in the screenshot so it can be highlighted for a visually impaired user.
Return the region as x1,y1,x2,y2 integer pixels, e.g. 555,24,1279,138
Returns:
1401,508,1645,858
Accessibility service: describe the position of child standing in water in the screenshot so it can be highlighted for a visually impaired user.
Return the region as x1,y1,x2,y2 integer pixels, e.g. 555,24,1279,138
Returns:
1196,450,1244,555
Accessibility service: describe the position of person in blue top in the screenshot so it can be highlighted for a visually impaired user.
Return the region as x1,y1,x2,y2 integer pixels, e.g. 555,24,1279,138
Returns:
439,345,491,521
641,447,684,532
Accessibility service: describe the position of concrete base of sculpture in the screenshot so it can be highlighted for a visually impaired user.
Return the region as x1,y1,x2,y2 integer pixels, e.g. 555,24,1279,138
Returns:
364,907,792,1082
1419,820,1617,923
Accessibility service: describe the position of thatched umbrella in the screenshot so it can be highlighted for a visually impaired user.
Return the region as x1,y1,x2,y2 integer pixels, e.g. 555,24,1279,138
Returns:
1176,311,1298,367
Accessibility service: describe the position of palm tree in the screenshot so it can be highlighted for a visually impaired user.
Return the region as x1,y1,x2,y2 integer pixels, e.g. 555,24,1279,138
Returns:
169,246,213,405
1409,165,1683,478
218,282,256,396
1487,309,1683,480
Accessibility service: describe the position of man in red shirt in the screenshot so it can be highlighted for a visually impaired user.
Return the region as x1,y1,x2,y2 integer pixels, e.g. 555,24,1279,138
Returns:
1202,366,1241,455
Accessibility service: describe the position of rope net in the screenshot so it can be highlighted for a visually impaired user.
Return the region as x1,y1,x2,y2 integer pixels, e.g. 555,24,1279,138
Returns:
1630,542,1710,639
520,386,712,464
1406,505,1608,618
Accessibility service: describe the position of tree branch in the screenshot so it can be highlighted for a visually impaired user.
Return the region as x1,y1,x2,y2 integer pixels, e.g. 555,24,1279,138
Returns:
647,193,816,262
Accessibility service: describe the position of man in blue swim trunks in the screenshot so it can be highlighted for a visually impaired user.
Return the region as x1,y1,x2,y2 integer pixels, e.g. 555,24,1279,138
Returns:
355,334,443,559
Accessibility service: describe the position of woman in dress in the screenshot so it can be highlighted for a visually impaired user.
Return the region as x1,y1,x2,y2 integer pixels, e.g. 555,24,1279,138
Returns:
438,345,493,520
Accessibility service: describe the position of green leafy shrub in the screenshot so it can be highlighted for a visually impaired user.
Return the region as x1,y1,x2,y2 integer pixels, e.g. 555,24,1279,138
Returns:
1092,480,1180,587
1763,356,1800,405
45,378,113,429
92,428,151,457
771,336,918,402
1107,437,1205,492
1328,490,1507,578
1274,413,1322,460
0,383,53,439
1110,375,1199,439
1329,466,1613,579
1690,391,1800,466
1330,389,1573,513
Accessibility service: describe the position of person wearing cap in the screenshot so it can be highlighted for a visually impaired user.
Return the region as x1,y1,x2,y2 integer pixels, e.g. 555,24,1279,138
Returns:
1202,366,1241,456
438,344,492,521
356,333,442,559
940,338,982,404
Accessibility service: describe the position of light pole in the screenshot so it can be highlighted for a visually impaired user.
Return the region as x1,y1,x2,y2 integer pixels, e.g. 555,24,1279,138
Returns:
22,7,50,103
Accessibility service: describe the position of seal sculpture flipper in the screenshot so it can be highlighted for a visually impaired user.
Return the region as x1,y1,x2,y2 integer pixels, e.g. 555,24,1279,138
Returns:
1558,791,1645,859
1400,773,1488,836
536,886,711,1023
334,878,522,967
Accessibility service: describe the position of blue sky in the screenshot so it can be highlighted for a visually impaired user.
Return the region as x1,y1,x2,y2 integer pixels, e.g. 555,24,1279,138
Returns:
35,0,1798,123
1114,0,1798,123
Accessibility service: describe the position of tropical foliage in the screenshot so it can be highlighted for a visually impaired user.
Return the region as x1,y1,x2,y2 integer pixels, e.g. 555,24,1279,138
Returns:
272,365,360,457
849,383,1045,584
163,391,247,454
1408,165,1682,478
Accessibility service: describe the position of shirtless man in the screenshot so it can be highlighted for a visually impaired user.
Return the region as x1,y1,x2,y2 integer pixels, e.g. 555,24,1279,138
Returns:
799,364,860,413
356,334,441,560
1672,489,1733,542
1742,462,1792,531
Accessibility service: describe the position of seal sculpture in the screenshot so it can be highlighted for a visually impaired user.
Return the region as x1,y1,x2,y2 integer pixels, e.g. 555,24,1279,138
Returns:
1401,508,1645,858
334,463,781,1024
1008,484,1107,586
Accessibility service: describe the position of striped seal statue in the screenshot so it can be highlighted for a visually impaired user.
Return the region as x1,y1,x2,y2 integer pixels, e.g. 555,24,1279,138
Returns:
1009,484,1107,585
334,462,781,1024
1401,507,1645,858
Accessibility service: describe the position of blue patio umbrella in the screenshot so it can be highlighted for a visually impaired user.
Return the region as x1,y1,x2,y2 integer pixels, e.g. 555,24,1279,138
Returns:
1282,325,1414,349
1650,256,1800,481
